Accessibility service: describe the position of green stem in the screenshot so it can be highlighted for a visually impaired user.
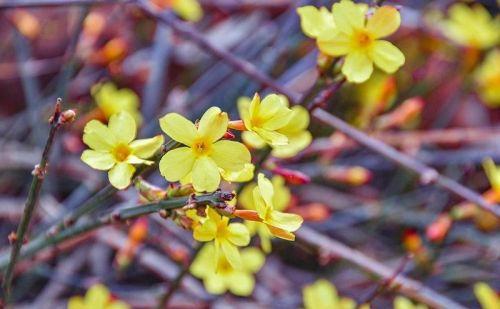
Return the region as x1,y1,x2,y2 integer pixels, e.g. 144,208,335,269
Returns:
2,102,62,302
0,192,226,271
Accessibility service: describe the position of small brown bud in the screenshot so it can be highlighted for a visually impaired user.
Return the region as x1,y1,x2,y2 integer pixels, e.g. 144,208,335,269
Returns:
8,232,17,244
59,109,77,124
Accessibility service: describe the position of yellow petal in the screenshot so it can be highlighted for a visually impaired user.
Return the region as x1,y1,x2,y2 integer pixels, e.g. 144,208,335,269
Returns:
211,140,251,172
227,272,255,296
227,223,250,246
254,127,288,146
252,188,269,220
257,173,274,207
339,297,357,309
241,247,265,273
83,120,117,151
237,96,252,130
482,158,500,190
249,93,260,122
474,282,499,309
220,240,241,269
297,6,335,38
279,105,310,134
318,31,352,56
204,272,227,294
370,40,405,74
67,296,85,309
172,0,203,22
198,107,228,143
125,155,152,165
242,131,266,149
159,113,197,146
159,147,195,182
332,0,366,34
193,219,216,241
81,150,115,170
192,156,221,192
257,224,273,253
108,162,135,189
259,94,291,125
190,244,216,278
239,183,256,210
84,284,110,308
394,296,415,309
267,225,295,241
129,135,164,159
342,51,373,83
107,301,131,309
272,131,312,158
221,162,255,182
366,6,401,38
271,176,291,212
108,111,136,144
303,279,338,309
268,210,303,232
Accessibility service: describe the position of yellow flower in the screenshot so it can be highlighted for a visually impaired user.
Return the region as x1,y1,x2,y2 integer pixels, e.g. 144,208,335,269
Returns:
297,6,336,39
483,158,500,191
440,3,500,49
394,296,428,309
303,279,366,309
81,111,164,189
475,50,500,107
152,0,203,22
190,244,264,296
317,0,405,83
474,282,499,309
238,93,294,146
159,107,251,192
67,284,130,309
92,83,142,125
252,173,303,240
239,175,291,252
193,208,250,269
238,95,311,157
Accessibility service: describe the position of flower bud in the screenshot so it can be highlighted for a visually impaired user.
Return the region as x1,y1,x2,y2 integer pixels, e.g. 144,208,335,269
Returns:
325,166,371,186
272,167,310,185
11,10,40,40
426,214,452,242
376,97,424,130
60,109,77,124
228,120,246,131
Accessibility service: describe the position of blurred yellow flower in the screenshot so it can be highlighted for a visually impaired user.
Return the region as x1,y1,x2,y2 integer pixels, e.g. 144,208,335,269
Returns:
297,6,336,39
92,82,142,125
303,279,367,309
193,208,250,269
474,282,499,309
81,111,164,189
251,173,303,240
238,95,311,157
440,3,500,49
317,0,405,83
238,93,294,146
475,50,500,107
67,284,130,309
190,244,264,296
159,107,251,192
394,296,428,309
482,158,500,191
152,0,203,22
239,175,291,252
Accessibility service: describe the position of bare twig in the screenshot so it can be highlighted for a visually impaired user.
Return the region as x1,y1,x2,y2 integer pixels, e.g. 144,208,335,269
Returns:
0,0,126,9
297,227,467,309
312,108,500,218
2,99,70,302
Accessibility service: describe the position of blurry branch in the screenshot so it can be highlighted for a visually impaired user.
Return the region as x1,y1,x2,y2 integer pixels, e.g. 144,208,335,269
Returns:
297,227,467,309
1,100,72,303
135,0,301,104
0,191,229,271
312,109,500,219
0,0,127,9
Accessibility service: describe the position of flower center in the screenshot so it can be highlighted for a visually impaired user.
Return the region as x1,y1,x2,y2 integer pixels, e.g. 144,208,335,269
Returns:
192,139,211,156
217,257,232,274
113,143,131,162
216,222,228,239
353,30,373,49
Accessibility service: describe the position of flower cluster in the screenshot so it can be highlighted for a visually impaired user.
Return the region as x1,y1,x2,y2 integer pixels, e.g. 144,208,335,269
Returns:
298,0,405,83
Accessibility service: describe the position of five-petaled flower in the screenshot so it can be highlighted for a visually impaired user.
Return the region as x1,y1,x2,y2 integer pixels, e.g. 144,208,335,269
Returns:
81,111,164,189
159,107,251,192
190,243,264,296
300,0,405,83
238,93,294,146
68,284,130,309
193,208,250,269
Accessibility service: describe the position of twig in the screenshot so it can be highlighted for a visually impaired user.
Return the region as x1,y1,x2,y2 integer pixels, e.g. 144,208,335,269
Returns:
297,227,467,309
135,0,301,104
2,99,69,302
156,243,204,309
0,0,126,9
307,77,346,111
0,191,230,271
312,108,500,218
359,254,413,306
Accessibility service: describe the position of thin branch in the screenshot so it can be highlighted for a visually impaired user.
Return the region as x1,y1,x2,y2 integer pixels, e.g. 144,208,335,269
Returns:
0,192,230,271
297,227,467,309
135,0,301,104
312,108,500,218
2,99,69,302
0,0,126,9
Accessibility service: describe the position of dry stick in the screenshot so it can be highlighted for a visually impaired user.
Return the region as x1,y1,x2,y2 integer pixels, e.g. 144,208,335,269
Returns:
297,227,467,309
135,0,301,104
2,100,69,302
311,108,500,218
0,0,126,9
